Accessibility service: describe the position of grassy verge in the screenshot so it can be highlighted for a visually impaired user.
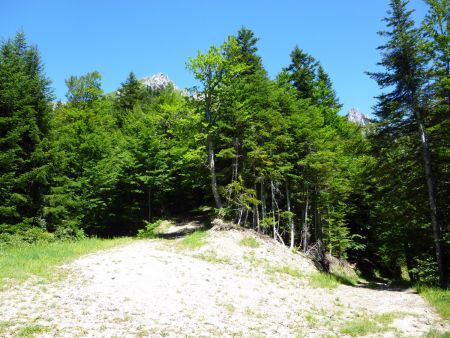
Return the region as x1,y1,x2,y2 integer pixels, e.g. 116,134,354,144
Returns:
177,230,207,249
0,237,132,287
417,286,450,320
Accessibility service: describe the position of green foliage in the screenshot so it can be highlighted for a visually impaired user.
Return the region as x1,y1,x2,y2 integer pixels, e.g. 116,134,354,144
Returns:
65,71,103,107
2,19,446,287
137,219,163,238
0,31,52,233
367,0,450,286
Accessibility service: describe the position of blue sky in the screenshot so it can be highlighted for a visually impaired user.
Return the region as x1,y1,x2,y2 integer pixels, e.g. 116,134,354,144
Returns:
2,0,428,116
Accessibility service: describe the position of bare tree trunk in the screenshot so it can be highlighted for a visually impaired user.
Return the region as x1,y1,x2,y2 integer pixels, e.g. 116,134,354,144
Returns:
254,182,260,232
270,180,276,240
243,208,249,226
415,110,448,287
261,180,266,221
286,183,294,249
148,187,152,222
207,134,222,209
237,207,243,226
302,186,310,252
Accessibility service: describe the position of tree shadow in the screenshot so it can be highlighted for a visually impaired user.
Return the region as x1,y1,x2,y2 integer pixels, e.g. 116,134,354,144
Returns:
355,279,416,293
155,213,212,240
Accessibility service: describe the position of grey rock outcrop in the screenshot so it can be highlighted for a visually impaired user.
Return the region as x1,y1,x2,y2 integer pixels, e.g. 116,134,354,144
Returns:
346,108,371,126
141,73,173,91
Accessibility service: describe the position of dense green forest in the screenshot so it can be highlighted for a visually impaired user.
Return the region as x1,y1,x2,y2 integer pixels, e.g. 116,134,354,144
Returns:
0,0,448,287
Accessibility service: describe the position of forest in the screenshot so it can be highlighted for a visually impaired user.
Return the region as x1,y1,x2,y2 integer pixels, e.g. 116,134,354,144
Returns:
0,0,449,289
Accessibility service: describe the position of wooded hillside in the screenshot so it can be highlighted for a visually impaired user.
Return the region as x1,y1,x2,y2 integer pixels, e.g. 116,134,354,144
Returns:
1,0,448,287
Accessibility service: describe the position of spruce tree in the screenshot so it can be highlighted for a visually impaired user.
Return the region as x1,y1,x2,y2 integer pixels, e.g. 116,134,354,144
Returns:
0,32,52,234
370,0,448,287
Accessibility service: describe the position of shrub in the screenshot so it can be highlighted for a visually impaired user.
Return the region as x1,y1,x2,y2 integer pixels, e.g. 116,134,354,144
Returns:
137,219,163,238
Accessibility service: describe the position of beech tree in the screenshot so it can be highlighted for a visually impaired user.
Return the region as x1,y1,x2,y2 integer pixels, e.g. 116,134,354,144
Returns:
187,37,247,209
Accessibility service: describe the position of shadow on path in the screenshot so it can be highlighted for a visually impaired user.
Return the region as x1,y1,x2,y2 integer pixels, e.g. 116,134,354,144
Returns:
156,214,211,239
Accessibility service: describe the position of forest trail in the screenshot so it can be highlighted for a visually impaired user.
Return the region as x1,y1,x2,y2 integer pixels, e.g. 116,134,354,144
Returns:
0,226,448,337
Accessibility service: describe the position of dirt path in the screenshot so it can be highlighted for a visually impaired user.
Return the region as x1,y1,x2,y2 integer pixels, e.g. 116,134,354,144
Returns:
0,229,448,337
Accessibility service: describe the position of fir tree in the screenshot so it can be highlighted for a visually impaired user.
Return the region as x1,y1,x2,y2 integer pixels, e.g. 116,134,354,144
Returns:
0,32,53,234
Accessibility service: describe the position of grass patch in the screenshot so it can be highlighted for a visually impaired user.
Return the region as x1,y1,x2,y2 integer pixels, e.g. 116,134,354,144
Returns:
267,265,303,279
340,312,398,337
305,313,318,328
417,286,450,319
0,321,14,334
332,269,359,286
223,303,235,313
309,272,340,289
243,253,270,268
0,237,132,287
425,329,450,338
17,324,51,337
178,230,207,249
309,270,358,289
239,236,260,248
194,251,232,265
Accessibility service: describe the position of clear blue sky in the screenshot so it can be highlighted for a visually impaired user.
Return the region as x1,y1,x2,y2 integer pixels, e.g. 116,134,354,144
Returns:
2,0,428,116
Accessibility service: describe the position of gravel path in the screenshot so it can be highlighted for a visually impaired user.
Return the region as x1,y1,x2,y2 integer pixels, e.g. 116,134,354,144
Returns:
0,229,448,337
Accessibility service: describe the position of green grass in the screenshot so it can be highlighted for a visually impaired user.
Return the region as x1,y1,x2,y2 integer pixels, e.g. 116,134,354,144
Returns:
239,236,260,248
425,329,450,338
178,230,207,249
0,237,132,287
339,312,399,337
17,324,52,337
267,265,303,278
417,286,450,319
223,303,235,313
195,251,232,265
309,270,358,289
0,321,14,335
309,272,341,289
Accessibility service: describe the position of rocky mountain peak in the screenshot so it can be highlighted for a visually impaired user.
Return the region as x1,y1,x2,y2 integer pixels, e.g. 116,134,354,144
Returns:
346,108,371,127
141,73,173,91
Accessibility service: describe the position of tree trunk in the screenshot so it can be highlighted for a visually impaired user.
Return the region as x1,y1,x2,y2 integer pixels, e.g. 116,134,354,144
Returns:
302,186,310,252
415,110,448,287
147,186,152,222
207,134,222,209
253,182,260,232
261,180,266,221
286,183,294,249
270,180,276,240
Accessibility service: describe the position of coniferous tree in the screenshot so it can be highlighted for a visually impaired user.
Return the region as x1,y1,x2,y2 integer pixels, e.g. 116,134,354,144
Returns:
369,0,448,287
0,32,52,235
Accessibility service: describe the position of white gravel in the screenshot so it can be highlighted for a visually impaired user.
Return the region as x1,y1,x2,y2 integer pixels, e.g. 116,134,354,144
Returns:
0,229,448,337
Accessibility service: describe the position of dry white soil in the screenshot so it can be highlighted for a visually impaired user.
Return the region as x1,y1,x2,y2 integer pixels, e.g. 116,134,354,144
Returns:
0,224,448,337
